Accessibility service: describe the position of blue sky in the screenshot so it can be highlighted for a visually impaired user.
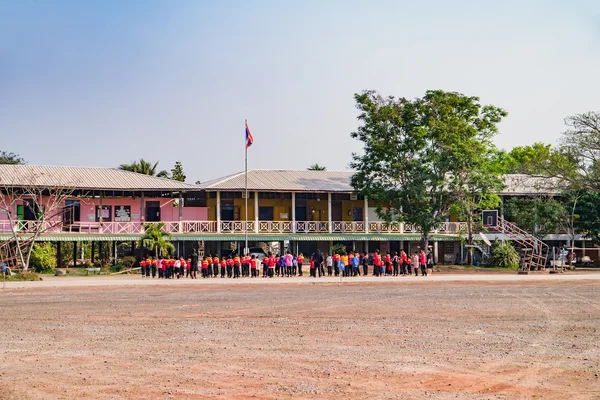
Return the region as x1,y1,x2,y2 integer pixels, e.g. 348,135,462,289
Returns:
1,0,599,183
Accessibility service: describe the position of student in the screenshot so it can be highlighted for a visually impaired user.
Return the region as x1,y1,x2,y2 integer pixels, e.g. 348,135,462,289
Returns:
419,249,427,276
212,254,220,278
250,255,258,277
185,258,192,278
262,255,269,277
233,254,241,278
284,251,293,277
385,252,392,276
268,253,275,278
392,251,399,276
340,252,349,277
292,254,298,276
297,253,304,276
400,250,408,275
139,259,146,278
326,253,333,276
352,252,360,276
333,252,341,276
241,254,248,277
201,256,210,278
412,252,419,276
362,251,369,276
157,257,163,279
220,257,227,278
373,251,382,277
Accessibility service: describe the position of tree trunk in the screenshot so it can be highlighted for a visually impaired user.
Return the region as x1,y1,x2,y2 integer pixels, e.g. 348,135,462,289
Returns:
420,235,429,253
467,214,473,265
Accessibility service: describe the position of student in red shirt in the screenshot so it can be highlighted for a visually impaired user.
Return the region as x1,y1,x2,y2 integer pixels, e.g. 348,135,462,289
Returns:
227,257,234,278
297,253,304,276
268,253,275,278
250,255,258,278
185,258,192,278
400,250,408,275
419,250,428,277
201,257,209,278
385,252,392,275
212,255,220,278
233,255,241,278
373,251,382,277
262,256,269,278
219,258,227,278
139,259,147,278
333,252,341,277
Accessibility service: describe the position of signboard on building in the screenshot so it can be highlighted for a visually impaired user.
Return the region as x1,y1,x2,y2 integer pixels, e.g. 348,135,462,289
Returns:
115,206,131,222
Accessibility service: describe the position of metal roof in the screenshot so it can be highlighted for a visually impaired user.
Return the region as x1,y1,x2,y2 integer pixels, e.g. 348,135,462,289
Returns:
0,165,199,192
200,169,557,195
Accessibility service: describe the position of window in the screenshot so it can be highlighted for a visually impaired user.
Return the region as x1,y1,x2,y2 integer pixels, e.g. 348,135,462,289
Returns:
295,193,328,200
353,207,363,222
184,192,207,207
258,192,291,199
259,206,274,221
96,206,112,222
114,205,131,222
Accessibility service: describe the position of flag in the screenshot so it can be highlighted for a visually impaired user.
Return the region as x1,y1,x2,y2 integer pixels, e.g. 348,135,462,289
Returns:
245,122,254,148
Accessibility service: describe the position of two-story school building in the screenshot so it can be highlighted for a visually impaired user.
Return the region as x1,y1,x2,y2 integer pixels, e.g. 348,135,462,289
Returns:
0,164,592,266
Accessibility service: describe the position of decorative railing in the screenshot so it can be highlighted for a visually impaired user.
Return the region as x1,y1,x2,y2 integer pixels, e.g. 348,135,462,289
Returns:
0,220,480,236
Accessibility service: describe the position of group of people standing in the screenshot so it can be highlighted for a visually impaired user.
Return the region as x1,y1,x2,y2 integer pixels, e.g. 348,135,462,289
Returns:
138,249,434,279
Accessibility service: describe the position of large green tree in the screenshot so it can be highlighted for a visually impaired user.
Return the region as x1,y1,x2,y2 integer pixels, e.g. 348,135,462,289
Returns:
141,223,175,260
170,161,186,182
504,197,567,240
0,150,25,164
119,159,169,178
351,90,507,250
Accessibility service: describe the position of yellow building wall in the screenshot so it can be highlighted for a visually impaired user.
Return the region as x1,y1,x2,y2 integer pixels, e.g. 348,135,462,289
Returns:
341,200,366,221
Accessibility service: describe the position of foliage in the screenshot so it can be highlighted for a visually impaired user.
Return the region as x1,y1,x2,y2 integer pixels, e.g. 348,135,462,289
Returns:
0,150,26,164
195,180,201,185
4,271,41,281
119,159,169,178
504,197,567,240
574,190,600,245
29,242,57,273
489,240,520,269
307,164,326,171
120,256,136,269
350,89,507,250
494,143,554,174
331,243,346,255
170,161,186,182
141,223,175,260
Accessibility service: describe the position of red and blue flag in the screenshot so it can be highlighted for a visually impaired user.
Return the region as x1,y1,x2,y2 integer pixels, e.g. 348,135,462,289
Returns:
245,122,254,148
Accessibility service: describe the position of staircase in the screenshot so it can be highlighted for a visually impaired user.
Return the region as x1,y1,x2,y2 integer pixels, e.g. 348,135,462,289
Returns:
489,217,548,271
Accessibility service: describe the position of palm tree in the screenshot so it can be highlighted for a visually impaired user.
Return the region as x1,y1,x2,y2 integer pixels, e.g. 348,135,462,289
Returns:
119,159,169,178
307,163,326,171
141,223,175,259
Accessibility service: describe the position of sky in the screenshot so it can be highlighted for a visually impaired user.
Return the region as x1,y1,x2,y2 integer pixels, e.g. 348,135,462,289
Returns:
1,0,599,183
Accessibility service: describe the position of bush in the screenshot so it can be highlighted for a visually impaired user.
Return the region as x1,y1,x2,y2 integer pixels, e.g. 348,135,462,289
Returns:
29,242,57,273
120,256,136,269
5,271,41,281
489,240,520,269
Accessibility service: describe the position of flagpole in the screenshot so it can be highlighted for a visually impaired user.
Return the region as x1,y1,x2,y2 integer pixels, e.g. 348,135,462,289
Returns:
244,119,249,257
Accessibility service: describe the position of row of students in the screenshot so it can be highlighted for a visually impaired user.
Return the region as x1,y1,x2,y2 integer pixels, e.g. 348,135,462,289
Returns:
139,249,434,280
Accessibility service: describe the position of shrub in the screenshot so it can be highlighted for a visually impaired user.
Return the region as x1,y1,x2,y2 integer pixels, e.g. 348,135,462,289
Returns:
120,256,136,269
5,271,41,281
489,240,520,269
29,242,57,273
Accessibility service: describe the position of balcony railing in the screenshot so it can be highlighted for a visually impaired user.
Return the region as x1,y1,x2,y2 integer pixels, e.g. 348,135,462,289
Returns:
0,220,477,236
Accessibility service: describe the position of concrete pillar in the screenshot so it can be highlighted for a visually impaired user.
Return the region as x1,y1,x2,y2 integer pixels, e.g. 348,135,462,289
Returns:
178,192,183,233
72,241,77,267
364,196,369,233
140,192,145,223
327,193,332,233
352,240,356,253
364,240,369,254
254,191,259,233
433,241,439,264
292,192,296,233
90,241,95,264
216,191,221,233
56,242,62,268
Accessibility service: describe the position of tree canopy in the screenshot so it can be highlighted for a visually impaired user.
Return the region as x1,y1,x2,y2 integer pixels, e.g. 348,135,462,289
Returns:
350,89,507,249
0,150,25,165
307,164,326,171
141,223,175,259
119,159,169,178
170,161,186,182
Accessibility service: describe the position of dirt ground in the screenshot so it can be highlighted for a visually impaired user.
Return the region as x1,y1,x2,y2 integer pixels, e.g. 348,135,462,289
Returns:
1,278,599,399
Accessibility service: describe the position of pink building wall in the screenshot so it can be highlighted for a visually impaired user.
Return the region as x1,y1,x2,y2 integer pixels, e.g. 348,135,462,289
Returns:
0,195,207,222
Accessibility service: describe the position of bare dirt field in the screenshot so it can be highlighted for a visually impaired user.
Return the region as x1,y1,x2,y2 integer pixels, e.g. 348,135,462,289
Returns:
1,277,599,399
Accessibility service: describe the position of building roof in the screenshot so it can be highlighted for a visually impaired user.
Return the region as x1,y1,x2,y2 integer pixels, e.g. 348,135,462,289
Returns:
200,170,354,192
200,169,558,195
0,164,199,192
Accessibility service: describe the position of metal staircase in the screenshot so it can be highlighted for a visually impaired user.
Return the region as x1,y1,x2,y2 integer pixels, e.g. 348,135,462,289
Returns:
489,217,548,271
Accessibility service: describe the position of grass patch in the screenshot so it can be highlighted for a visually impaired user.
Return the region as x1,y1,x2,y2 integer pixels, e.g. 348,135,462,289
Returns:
3,271,42,281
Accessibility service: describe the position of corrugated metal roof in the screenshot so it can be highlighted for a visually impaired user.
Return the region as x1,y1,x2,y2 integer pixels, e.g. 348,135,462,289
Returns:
200,170,355,192
0,165,199,191
200,169,557,195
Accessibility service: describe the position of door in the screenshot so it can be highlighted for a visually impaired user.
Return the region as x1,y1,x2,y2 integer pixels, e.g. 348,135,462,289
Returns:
353,207,363,222
295,206,307,221
221,200,234,220
64,200,80,224
332,200,343,221
259,206,274,221
23,200,40,221
145,201,160,222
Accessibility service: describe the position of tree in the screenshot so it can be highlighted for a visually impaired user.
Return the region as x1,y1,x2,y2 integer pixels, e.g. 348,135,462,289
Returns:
119,159,169,178
0,168,77,271
495,143,554,175
350,89,507,251
170,161,186,182
141,223,175,260
489,240,520,269
573,190,600,245
195,180,201,185
504,197,567,240
0,151,25,165
307,164,326,171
